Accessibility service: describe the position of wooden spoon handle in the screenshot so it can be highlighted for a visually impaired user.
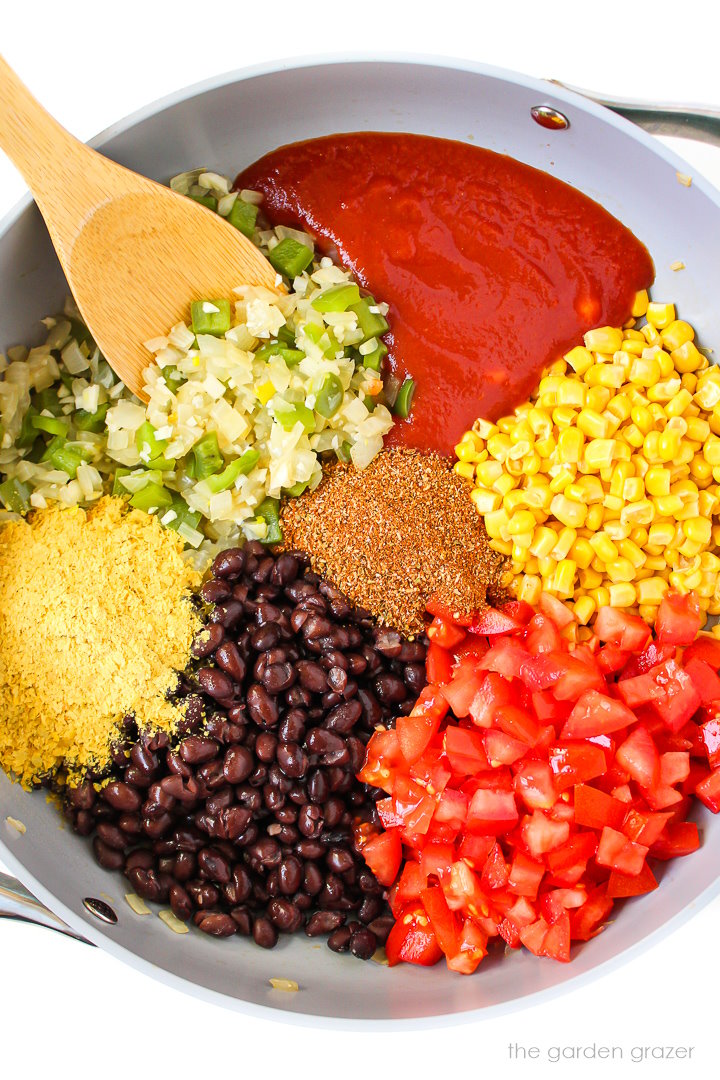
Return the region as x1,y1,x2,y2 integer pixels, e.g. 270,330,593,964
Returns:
0,54,100,256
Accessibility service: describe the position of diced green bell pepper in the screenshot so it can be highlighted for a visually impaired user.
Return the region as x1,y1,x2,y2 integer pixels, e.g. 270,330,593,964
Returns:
191,432,223,479
75,403,110,432
285,481,308,497
17,407,39,449
190,192,218,211
191,299,231,337
392,377,416,419
314,374,344,419
135,422,169,464
350,297,389,342
31,413,69,437
227,199,258,238
33,387,62,416
276,323,297,346
0,477,30,513
112,467,132,496
361,340,388,372
312,283,361,313
274,401,315,433
163,367,186,393
268,238,313,279
49,445,85,478
129,481,174,512
164,492,202,534
256,497,282,544
255,342,305,367
205,448,260,493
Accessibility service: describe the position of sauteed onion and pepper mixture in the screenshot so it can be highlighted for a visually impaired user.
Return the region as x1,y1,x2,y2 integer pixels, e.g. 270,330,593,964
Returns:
2,137,720,977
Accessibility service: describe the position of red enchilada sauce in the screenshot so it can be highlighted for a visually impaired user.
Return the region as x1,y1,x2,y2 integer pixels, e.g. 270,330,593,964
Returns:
235,133,654,454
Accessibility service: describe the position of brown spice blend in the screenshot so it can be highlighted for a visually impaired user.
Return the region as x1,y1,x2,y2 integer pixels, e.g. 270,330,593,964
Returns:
280,448,506,636
0,496,201,787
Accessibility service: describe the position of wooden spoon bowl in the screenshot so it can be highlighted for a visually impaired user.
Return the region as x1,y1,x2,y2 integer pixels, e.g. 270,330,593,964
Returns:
0,54,279,400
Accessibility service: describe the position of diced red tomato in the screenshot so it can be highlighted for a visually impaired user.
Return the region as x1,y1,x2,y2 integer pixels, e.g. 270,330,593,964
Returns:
607,861,658,897
596,826,649,876
392,774,437,834
433,787,468,831
620,641,675,679
507,851,545,899
484,729,528,765
457,833,495,868
469,608,523,635
521,810,570,857
573,784,627,831
562,690,636,739
596,643,631,676
425,596,473,626
468,671,516,728
621,807,672,847
683,635,720,669
685,657,720,705
545,832,598,886
441,661,486,718
427,614,467,650
538,591,575,628
541,911,571,961
396,685,449,764
594,606,651,652
569,885,613,941
655,591,702,647
377,797,404,829
420,884,459,958
501,600,536,626
480,842,510,890
699,717,720,768
496,703,540,745
395,860,425,905
615,726,660,790
426,642,453,685
445,917,488,974
443,727,489,776
525,613,564,655
650,820,701,859
385,905,443,967
478,638,529,679
549,742,607,792
361,828,402,886
539,887,587,924
358,728,403,792
519,916,550,956
467,787,519,833
695,767,720,813
660,751,690,787
514,760,557,810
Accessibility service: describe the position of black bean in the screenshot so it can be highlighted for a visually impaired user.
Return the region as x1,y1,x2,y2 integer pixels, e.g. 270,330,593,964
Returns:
222,745,253,784
373,672,408,705
93,837,125,870
231,906,253,934
215,642,246,683
326,847,355,874
212,547,246,579
96,823,126,851
253,916,278,949
191,623,225,659
179,736,219,765
169,883,193,921
246,683,279,727
268,899,303,933
101,780,141,812
327,925,352,953
194,911,237,936
298,804,324,838
187,881,220,909
350,928,377,960
324,700,362,733
255,732,278,763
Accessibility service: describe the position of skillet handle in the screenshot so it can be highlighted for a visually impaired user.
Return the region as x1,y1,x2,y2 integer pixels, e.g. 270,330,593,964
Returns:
551,82,720,148
0,871,91,944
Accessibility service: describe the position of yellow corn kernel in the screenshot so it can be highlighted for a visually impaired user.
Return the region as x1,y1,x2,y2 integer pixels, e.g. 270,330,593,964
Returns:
556,427,584,464
642,323,662,347
586,504,605,531
586,386,612,414
576,409,609,439
662,318,695,353
475,459,504,486
621,338,645,357
549,494,587,529
522,452,542,476
537,556,557,579
492,473,517,497
518,574,543,605
549,470,574,493
589,532,619,563
535,435,557,458
530,527,558,558
679,538,703,558
630,404,654,434
682,372,699,394
657,430,682,462
647,520,675,548
470,487,502,513
487,433,513,461
644,465,670,498
503,489,529,514
617,539,646,568
664,388,694,418
695,379,720,411
553,559,577,598
584,439,616,470
620,499,654,527
603,519,631,542
555,380,586,409
454,461,476,479
632,290,649,317
496,416,518,435
590,586,612,609
647,378,682,403
603,494,623,513
654,493,684,517
564,345,595,375
570,538,594,570
587,364,625,389
580,567,603,590
523,484,553,511
472,418,497,439
573,595,596,625
551,527,577,561
623,423,645,449
575,476,605,504
605,558,636,583
511,534,534,555
646,302,676,329
455,440,479,462
489,539,513,556
609,582,637,607
657,350,675,378
684,414,708,443
507,510,536,536
484,509,510,540
704,436,720,467
683,516,712,545
606,394,633,422
552,405,578,429
622,477,644,502
701,551,720,573
584,326,623,353
671,340,704,375
629,356,661,386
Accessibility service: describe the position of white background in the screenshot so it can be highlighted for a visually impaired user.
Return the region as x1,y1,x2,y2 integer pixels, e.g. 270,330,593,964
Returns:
2,1,720,1076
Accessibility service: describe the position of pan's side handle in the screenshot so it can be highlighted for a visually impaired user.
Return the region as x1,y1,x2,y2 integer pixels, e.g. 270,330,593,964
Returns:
0,871,91,944
550,81,720,148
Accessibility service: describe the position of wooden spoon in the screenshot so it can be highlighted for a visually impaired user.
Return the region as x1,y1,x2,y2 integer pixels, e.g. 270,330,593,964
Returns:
0,55,279,400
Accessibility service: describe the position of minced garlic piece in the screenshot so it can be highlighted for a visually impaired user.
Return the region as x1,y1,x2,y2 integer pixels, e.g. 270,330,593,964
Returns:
269,978,299,992
0,497,200,786
5,816,26,834
125,893,151,916
158,909,189,934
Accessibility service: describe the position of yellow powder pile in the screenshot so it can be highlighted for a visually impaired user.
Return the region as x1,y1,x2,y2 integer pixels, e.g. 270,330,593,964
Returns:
0,496,201,787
